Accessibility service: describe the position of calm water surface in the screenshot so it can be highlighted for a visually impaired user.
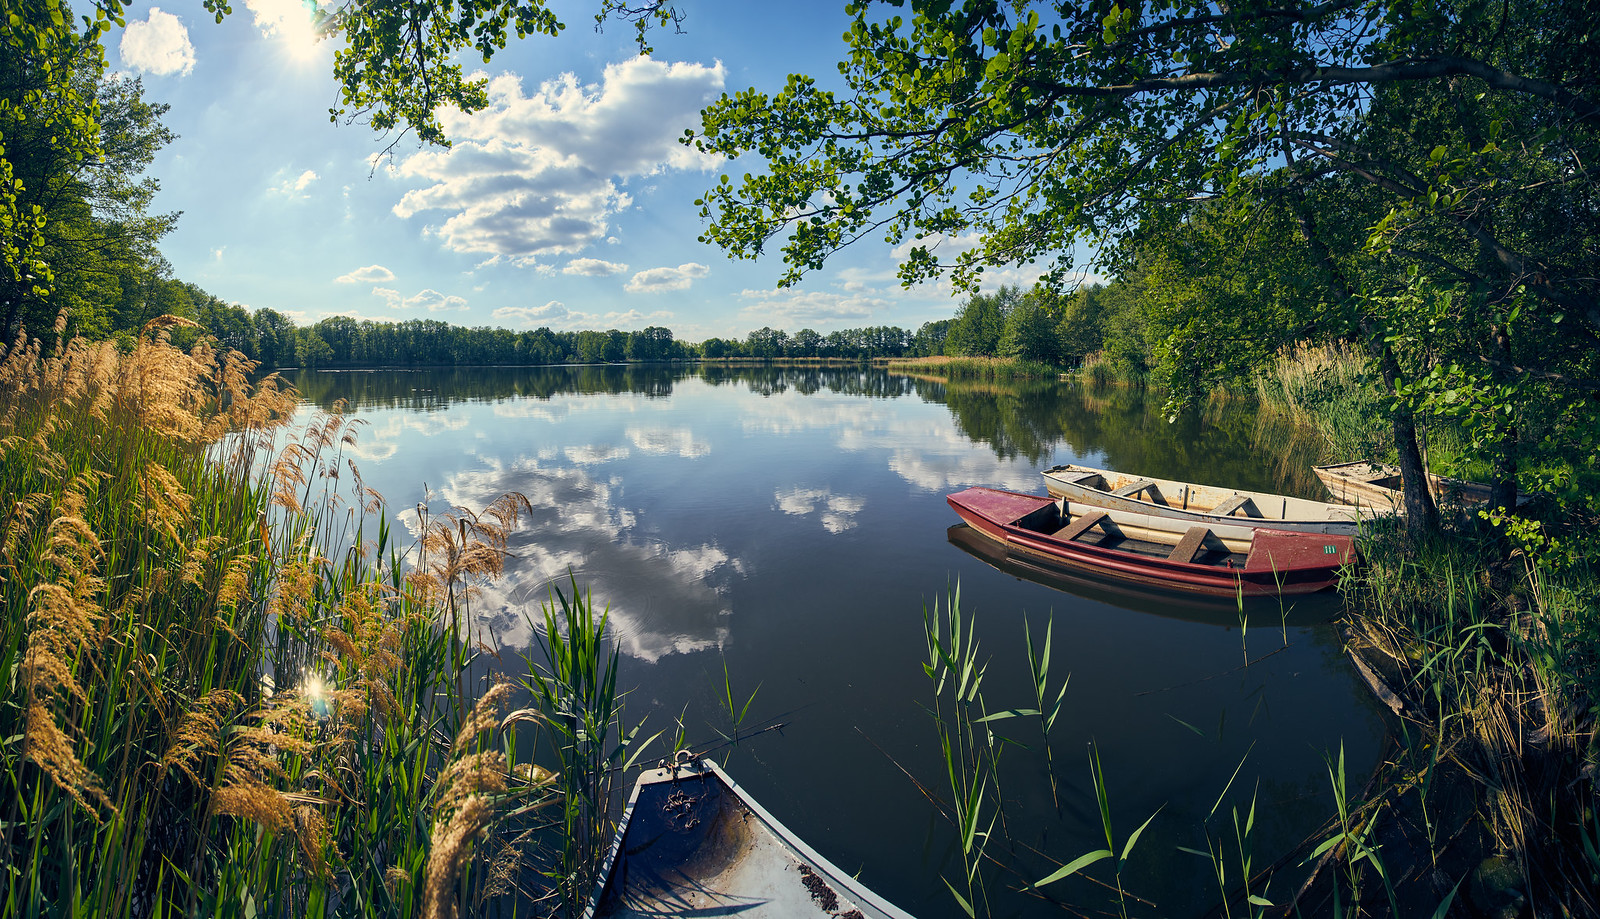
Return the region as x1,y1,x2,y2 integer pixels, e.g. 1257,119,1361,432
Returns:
289,365,1387,918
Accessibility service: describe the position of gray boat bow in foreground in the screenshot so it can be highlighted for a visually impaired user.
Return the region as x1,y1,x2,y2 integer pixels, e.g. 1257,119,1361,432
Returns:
587,754,917,919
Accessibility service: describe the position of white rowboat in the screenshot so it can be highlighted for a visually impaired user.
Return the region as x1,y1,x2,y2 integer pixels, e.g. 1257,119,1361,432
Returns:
1042,463,1393,536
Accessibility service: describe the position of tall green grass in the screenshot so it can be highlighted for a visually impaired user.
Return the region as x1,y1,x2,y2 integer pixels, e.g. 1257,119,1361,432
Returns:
884,355,1061,381
1329,519,1600,913
0,320,642,918
1253,344,1389,462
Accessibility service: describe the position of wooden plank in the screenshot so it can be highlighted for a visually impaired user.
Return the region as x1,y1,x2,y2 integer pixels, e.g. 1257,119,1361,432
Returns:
1168,526,1212,564
1050,468,1100,485
1110,478,1155,498
1052,510,1107,542
1208,494,1256,517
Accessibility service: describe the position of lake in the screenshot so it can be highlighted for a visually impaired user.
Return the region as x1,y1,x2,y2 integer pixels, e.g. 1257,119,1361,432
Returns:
287,364,1387,917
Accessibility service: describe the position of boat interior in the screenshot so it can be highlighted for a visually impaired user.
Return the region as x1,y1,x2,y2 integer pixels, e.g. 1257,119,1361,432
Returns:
1050,467,1269,517
1012,501,1248,568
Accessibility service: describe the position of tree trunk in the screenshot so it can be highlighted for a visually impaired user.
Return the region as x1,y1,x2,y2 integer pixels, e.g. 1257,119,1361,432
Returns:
1278,158,1442,535
1368,333,1442,535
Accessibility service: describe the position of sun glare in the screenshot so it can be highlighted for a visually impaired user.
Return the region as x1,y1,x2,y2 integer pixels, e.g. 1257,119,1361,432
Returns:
252,0,325,65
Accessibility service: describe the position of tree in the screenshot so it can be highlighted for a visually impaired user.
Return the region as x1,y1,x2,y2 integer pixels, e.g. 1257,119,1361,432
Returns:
999,288,1061,364
1,7,176,347
1055,284,1107,367
911,318,951,357
745,327,788,359
296,329,333,368
791,327,822,357
946,286,1021,356
690,0,1600,529
627,325,675,362
254,308,296,369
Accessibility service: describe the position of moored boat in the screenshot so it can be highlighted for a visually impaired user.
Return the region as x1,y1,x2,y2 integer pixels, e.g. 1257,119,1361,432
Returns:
1042,463,1393,534
587,754,917,919
1312,460,1529,509
947,486,1356,597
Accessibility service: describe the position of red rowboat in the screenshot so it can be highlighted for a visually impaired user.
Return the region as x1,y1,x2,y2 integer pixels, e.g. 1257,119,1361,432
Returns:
947,487,1355,597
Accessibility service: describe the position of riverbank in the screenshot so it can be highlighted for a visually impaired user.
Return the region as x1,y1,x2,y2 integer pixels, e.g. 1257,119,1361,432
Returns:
1254,347,1600,914
0,321,636,917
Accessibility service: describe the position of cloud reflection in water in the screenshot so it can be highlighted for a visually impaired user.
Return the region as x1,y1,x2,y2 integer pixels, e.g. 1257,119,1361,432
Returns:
415,453,739,663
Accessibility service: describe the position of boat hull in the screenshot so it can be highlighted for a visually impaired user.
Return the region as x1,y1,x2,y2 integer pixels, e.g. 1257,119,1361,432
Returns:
588,758,916,919
948,487,1354,598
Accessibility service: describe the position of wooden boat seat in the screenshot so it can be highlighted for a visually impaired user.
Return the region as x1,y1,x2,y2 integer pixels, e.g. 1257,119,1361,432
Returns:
1052,510,1108,542
1168,525,1212,564
1110,478,1156,498
1208,494,1259,517
1051,468,1100,485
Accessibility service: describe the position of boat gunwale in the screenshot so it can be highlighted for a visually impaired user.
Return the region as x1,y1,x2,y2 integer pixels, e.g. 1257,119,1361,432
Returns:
585,757,918,919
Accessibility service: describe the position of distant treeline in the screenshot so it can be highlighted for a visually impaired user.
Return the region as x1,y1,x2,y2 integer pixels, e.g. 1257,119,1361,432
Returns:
96,290,957,369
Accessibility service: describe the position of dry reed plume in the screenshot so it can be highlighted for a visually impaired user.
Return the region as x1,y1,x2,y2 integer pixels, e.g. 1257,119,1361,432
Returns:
3,315,602,917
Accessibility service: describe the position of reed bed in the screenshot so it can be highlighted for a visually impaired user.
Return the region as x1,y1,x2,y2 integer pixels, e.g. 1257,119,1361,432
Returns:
883,355,1061,380
1071,351,1147,388
1250,343,1598,911
1,319,639,917
1323,521,1600,914
1253,344,1389,462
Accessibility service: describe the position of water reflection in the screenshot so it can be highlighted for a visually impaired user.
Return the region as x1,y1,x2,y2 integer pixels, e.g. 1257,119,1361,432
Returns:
291,366,1327,498
946,523,1342,627
408,456,740,663
284,365,1379,918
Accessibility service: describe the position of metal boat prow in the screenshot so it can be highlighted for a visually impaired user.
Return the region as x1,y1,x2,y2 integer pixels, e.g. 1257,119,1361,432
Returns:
587,754,917,919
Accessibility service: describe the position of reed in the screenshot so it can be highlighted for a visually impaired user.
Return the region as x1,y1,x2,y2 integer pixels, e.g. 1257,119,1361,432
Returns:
883,355,1061,381
1320,517,1600,914
1252,344,1390,462
0,319,639,918
920,584,1006,918
514,576,658,918
1071,350,1147,388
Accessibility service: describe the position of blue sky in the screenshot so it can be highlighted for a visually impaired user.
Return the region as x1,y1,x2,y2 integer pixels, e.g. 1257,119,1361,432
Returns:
110,0,1064,342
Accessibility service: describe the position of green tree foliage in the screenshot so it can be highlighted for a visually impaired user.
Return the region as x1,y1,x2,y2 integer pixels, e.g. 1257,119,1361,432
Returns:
1,3,176,347
947,285,1022,356
999,288,1061,364
911,318,951,357
690,0,1599,527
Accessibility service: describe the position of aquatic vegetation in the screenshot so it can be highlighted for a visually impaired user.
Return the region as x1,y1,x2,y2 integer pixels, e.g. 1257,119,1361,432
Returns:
884,354,1061,381
0,319,643,917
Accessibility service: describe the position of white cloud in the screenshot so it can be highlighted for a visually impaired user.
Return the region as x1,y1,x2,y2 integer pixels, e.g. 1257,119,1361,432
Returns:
335,265,393,284
737,288,890,325
774,487,866,534
600,309,673,328
371,286,467,311
392,57,726,262
625,262,709,293
405,289,469,312
493,300,581,328
245,0,317,39
563,258,629,277
313,309,396,324
120,8,196,77
271,169,320,198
